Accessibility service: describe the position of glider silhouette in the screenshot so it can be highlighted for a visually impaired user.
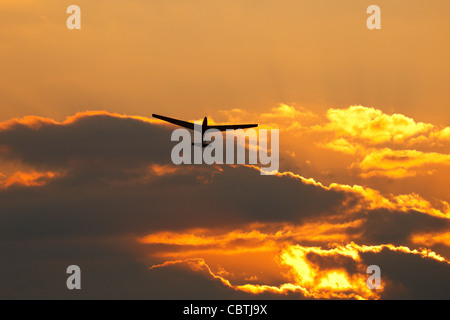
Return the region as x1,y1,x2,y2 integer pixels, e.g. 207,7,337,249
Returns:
152,114,258,147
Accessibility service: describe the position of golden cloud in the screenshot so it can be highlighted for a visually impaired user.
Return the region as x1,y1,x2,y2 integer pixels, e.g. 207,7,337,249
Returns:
319,106,433,144
145,224,449,300
275,170,450,219
299,106,450,179
356,148,450,178
411,231,450,247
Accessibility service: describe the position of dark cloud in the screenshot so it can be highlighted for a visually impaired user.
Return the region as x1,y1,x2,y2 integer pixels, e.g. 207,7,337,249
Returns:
356,209,450,246
361,249,450,299
0,115,173,168
0,238,249,299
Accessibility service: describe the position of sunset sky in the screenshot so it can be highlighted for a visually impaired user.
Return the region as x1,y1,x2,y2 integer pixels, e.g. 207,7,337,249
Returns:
1,0,450,299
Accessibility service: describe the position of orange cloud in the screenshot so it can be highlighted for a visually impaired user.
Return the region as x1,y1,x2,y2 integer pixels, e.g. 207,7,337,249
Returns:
0,115,58,131
0,170,61,188
411,231,450,247
148,164,181,176
234,243,380,299
286,105,450,180
218,103,317,131
274,170,450,219
146,223,450,300
322,138,358,155
356,148,450,178
0,111,159,133
140,220,363,259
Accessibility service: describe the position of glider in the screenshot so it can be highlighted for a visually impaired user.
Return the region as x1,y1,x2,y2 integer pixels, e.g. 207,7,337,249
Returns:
152,114,258,147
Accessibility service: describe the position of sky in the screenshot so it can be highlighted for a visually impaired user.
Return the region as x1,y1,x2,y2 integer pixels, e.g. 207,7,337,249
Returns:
0,0,450,299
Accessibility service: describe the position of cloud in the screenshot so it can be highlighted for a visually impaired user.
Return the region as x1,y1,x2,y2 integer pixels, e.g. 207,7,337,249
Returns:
322,138,357,155
356,148,450,178
0,111,170,169
0,111,449,299
297,106,450,179
218,103,317,131
0,170,60,188
215,104,450,184
147,230,450,299
318,106,433,145
360,248,450,299
411,231,450,247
